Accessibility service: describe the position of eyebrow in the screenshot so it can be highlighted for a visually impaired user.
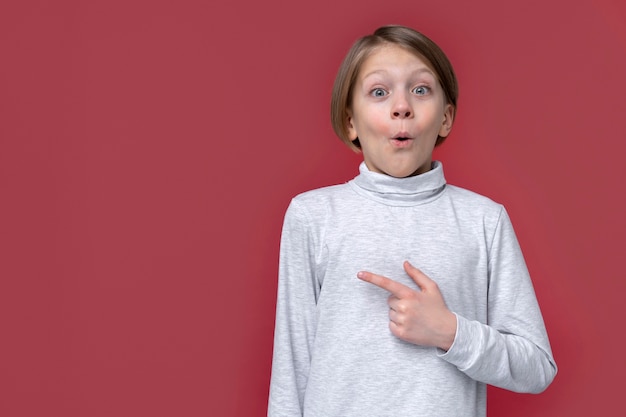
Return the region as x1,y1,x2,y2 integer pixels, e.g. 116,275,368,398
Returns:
361,67,436,80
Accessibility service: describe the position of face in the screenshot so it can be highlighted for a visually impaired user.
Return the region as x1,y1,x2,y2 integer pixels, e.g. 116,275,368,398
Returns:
347,44,454,178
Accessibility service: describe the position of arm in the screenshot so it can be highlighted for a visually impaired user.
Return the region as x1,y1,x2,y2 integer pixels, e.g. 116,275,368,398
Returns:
268,200,319,416
438,208,557,393
357,208,557,393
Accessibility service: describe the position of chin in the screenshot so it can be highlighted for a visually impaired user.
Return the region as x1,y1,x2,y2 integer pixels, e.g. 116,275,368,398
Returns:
385,167,421,178
381,158,432,178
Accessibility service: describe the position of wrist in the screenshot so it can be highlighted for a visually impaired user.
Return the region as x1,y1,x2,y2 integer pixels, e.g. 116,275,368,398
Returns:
438,311,457,352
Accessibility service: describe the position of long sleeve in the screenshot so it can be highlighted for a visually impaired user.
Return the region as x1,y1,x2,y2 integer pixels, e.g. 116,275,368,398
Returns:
266,162,556,416
268,200,320,416
439,208,557,393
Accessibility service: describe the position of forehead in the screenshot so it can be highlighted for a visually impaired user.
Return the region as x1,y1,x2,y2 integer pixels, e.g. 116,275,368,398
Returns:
358,43,437,79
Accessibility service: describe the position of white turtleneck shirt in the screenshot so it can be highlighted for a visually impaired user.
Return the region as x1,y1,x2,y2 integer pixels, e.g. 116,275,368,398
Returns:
268,161,556,417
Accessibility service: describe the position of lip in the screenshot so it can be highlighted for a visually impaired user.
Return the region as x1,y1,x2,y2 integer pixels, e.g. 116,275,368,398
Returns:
390,132,414,147
391,131,412,140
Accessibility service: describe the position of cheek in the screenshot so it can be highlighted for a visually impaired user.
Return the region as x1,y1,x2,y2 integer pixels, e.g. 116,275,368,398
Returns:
418,108,444,131
351,101,387,133
359,112,387,135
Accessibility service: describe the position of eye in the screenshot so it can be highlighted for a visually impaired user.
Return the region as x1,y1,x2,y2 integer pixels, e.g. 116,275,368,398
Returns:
370,88,387,97
412,86,430,96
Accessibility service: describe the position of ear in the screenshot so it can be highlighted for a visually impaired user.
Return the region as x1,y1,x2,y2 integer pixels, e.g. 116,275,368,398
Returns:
438,104,455,138
346,110,358,141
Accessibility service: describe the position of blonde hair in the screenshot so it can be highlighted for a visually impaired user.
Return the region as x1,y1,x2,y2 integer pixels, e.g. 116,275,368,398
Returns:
331,25,459,151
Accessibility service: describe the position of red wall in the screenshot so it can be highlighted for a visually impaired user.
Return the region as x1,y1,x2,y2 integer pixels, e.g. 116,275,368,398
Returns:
1,0,624,415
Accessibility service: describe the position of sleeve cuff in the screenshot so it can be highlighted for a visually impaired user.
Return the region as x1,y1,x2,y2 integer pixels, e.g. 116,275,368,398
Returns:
436,313,476,370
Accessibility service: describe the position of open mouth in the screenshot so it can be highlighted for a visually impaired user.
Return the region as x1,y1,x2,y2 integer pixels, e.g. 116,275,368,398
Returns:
390,136,413,147
392,132,412,142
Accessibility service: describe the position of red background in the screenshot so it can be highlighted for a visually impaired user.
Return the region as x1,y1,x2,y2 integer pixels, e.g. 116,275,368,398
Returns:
1,0,625,416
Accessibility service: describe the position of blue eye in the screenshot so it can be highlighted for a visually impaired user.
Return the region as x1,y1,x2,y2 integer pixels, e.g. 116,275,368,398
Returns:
412,86,430,95
370,88,387,97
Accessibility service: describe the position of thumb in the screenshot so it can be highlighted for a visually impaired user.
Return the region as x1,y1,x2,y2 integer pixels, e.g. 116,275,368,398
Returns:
403,261,434,291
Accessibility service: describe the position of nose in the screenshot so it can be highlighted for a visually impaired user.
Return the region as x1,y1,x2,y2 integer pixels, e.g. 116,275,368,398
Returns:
391,93,412,119
393,109,412,118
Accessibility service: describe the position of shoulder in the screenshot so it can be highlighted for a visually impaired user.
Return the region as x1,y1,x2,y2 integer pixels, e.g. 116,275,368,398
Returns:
291,183,352,208
294,182,350,200
443,184,506,225
286,183,352,219
281,184,353,241
445,184,501,208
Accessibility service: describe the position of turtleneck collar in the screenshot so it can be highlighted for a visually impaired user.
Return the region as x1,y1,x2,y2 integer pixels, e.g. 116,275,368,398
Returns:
348,161,447,206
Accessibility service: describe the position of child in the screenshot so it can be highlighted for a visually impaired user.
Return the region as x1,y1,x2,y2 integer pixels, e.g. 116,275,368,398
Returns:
268,25,556,417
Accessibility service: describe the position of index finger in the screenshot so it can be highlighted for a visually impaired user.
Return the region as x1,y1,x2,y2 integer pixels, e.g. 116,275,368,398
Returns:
357,271,414,298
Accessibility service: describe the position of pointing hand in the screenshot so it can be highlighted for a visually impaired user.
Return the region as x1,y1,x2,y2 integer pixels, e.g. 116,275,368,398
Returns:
357,261,457,351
